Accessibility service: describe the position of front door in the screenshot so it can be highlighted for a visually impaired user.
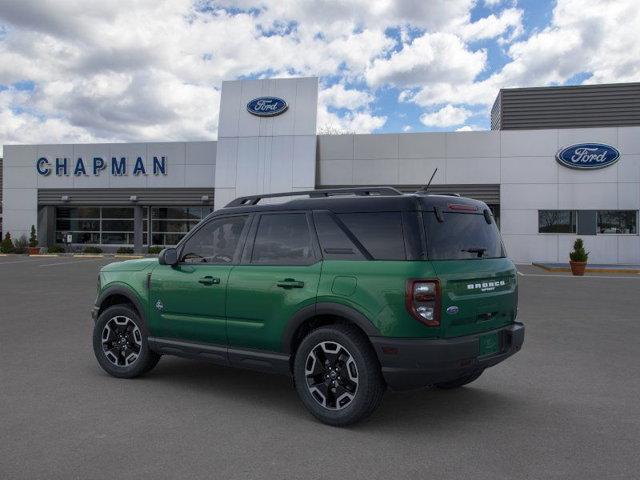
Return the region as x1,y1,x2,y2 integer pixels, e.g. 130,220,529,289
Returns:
226,212,321,352
149,214,250,345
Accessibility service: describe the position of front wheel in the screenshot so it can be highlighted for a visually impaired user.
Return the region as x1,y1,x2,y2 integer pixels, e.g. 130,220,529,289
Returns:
93,304,160,378
293,325,385,426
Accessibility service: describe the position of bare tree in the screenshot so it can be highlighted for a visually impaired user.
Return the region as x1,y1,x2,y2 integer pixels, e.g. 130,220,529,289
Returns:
317,123,355,135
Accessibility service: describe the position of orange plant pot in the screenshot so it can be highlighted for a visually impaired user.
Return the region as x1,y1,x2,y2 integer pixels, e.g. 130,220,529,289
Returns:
569,261,587,276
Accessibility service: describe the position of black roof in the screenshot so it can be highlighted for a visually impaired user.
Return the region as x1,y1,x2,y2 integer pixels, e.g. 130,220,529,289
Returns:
212,187,488,216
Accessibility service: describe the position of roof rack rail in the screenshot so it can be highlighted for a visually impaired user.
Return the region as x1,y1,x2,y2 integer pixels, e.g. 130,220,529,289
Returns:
225,186,403,207
413,190,461,197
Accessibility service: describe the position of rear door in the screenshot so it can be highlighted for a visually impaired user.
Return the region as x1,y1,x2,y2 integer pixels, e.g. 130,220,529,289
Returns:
226,212,321,352
423,208,518,339
149,214,250,345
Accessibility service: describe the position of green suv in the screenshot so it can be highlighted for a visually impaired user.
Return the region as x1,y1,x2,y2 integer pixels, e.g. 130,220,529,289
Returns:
92,187,524,426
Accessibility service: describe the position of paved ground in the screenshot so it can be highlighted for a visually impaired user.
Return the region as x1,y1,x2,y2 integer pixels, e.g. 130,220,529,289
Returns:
1,256,639,479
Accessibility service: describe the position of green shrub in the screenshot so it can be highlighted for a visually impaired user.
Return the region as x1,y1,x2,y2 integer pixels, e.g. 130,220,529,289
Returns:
29,225,38,248
13,235,29,254
1,233,15,253
83,246,103,254
148,246,164,254
48,244,65,254
117,247,135,254
569,238,589,262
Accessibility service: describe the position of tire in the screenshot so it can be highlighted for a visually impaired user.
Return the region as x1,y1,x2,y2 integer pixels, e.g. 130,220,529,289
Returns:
435,370,483,390
293,324,385,427
93,304,160,378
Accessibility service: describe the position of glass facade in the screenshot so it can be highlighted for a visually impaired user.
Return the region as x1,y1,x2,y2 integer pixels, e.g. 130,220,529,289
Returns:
538,210,577,233
55,205,213,246
150,206,213,246
539,210,638,235
56,207,139,245
597,210,638,234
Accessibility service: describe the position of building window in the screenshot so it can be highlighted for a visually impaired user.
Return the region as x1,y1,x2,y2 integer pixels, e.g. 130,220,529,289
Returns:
538,210,577,233
150,206,213,246
56,206,140,245
597,210,638,234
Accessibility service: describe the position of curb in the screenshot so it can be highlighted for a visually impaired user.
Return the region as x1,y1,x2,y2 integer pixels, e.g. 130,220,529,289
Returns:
532,263,640,275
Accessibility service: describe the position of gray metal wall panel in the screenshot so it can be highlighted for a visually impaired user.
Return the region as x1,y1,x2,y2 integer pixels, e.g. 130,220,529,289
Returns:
38,188,215,206
491,83,640,130
319,184,500,204
577,210,597,235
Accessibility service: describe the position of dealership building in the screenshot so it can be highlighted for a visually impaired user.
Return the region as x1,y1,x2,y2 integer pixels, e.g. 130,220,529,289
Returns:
1,78,639,264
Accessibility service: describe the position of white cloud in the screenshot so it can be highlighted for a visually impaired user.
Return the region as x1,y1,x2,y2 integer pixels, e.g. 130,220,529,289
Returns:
0,0,638,147
319,84,373,110
420,105,472,127
458,7,523,42
404,0,640,110
366,32,486,88
402,125,413,132
484,0,506,7
456,125,484,131
317,106,386,134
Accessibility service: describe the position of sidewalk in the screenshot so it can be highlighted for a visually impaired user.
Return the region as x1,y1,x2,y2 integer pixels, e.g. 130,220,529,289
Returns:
533,262,640,274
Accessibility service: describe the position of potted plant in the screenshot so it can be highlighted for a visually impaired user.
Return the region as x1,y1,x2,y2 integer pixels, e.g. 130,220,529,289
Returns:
569,238,589,276
13,235,29,254
28,225,40,255
1,232,15,253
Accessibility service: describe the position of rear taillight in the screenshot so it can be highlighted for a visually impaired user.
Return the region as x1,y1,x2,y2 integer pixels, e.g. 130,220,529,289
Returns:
405,279,440,327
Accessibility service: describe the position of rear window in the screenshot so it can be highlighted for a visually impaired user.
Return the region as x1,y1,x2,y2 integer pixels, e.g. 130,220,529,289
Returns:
337,212,406,260
423,212,505,260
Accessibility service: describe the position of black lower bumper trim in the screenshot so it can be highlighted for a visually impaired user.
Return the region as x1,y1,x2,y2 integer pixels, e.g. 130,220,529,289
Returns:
371,323,525,390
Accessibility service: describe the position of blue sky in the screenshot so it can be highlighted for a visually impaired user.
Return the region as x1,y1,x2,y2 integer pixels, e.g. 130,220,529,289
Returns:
0,0,638,150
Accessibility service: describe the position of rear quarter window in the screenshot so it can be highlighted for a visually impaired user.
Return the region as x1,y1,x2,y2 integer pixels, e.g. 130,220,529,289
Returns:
337,212,406,260
423,211,505,260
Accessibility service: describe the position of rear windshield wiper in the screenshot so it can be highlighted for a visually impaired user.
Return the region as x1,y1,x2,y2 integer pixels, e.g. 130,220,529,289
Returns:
461,247,487,258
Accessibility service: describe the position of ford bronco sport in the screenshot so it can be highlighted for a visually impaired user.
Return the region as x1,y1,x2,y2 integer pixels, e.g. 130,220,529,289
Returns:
92,187,524,426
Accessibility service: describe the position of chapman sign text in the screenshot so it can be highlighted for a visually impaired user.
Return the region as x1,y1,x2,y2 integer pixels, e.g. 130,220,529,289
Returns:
36,156,168,177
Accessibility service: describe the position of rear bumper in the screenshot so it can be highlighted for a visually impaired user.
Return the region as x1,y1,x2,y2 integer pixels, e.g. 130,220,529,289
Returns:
370,323,524,391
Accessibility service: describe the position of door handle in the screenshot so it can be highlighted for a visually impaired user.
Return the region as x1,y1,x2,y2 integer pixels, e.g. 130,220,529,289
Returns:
276,278,305,289
198,276,220,286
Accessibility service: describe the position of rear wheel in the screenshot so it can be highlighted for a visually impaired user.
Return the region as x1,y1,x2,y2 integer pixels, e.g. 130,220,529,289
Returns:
435,370,483,389
293,325,385,426
93,304,160,378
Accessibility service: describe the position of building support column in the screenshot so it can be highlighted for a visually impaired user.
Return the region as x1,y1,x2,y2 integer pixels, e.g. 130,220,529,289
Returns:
133,206,144,254
37,206,56,248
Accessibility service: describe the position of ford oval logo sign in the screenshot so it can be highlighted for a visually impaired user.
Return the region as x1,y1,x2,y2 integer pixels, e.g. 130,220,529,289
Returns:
556,143,620,170
247,97,288,117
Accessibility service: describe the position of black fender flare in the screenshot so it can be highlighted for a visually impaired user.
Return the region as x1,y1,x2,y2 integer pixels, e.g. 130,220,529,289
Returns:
281,302,381,354
95,285,148,327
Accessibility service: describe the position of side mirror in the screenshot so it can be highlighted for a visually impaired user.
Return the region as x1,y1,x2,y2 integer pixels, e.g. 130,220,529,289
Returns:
158,247,178,266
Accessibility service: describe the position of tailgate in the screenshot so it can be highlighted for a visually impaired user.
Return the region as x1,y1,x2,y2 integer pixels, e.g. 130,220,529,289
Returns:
432,258,518,338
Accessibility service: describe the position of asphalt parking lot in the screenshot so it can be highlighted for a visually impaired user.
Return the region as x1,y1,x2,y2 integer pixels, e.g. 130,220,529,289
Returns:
1,256,639,479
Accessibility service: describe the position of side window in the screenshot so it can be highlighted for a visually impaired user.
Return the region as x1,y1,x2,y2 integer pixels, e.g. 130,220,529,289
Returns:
313,212,365,260
251,214,314,265
180,216,248,264
337,212,406,260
